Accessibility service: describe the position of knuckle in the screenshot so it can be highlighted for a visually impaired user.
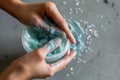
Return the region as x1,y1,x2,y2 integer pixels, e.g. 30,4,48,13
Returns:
47,67,54,77
16,60,28,71
44,2,56,9
33,50,44,60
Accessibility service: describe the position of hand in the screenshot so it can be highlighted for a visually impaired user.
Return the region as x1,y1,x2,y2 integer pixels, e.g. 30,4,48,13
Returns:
0,0,76,44
0,38,76,80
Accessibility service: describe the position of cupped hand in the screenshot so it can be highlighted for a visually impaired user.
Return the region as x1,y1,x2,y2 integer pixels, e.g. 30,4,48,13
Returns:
8,1,76,43
10,38,76,79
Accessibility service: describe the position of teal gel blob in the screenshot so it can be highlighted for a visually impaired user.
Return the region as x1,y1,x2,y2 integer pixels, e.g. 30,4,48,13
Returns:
22,19,84,63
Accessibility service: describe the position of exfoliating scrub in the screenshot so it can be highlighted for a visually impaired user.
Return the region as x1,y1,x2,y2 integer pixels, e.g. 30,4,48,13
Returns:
22,17,84,63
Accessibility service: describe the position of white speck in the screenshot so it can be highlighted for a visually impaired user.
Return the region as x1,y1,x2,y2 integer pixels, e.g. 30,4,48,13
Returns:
87,35,91,40
96,0,100,3
100,25,104,29
84,46,87,49
69,12,72,15
89,38,93,42
100,15,104,18
86,41,89,44
80,20,83,23
88,12,91,16
82,1,85,4
110,54,114,57
70,8,73,11
77,60,80,63
79,59,82,62
87,25,92,28
63,15,66,18
88,42,92,45
76,2,79,5
80,10,83,13
90,49,93,52
70,17,73,19
93,30,98,38
91,24,96,28
78,7,81,10
88,47,91,50
66,74,69,77
71,72,74,74
83,60,86,63
83,21,88,24
78,53,82,56
85,50,88,53
70,67,73,71
63,1,67,4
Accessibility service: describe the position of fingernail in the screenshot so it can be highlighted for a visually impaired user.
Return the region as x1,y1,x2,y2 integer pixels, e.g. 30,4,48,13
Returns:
70,38,76,44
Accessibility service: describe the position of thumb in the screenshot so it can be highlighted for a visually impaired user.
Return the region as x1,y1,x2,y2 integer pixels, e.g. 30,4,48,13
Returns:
37,38,62,58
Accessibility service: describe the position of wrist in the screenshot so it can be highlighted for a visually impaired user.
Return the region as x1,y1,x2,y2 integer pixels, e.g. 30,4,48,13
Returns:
0,0,25,18
0,61,31,80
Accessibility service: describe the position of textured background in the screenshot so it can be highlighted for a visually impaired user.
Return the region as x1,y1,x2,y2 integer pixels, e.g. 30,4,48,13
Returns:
0,0,120,80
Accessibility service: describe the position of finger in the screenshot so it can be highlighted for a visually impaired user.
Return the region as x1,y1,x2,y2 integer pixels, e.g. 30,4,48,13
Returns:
37,38,62,57
50,50,76,73
64,48,70,57
30,14,44,27
45,2,76,44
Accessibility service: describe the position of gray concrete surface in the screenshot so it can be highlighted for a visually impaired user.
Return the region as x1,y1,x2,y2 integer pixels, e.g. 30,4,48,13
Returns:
0,0,120,80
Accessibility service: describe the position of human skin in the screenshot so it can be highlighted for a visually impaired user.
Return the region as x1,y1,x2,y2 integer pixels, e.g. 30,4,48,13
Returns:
0,0,76,80
0,0,76,44
0,38,76,80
